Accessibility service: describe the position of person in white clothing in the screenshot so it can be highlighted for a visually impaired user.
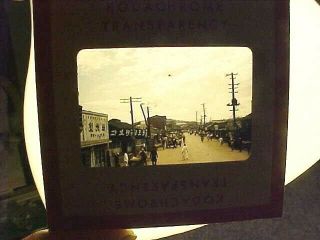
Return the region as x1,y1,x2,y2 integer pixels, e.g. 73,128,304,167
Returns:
181,144,189,161
123,152,129,166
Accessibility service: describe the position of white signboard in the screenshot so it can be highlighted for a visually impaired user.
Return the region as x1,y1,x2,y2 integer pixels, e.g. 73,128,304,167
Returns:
80,110,109,146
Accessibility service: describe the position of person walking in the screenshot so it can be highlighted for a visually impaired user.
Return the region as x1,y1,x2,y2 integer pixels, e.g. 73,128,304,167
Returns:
230,138,235,151
150,146,158,166
114,152,120,167
181,144,189,161
180,137,184,147
173,137,177,148
123,152,129,166
163,136,167,149
139,148,147,166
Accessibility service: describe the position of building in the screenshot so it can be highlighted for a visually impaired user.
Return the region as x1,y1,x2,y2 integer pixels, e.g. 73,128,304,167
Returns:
108,119,148,154
149,115,167,131
80,109,111,167
238,113,252,141
108,119,132,154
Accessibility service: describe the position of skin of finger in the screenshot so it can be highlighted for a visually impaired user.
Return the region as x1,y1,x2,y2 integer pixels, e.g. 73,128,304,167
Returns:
22,229,49,240
23,229,137,240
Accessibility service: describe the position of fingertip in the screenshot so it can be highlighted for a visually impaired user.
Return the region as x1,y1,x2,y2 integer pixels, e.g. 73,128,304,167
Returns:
23,229,49,240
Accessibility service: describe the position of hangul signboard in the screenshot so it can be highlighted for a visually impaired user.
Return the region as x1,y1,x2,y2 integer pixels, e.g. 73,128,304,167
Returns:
81,110,109,144
109,129,148,137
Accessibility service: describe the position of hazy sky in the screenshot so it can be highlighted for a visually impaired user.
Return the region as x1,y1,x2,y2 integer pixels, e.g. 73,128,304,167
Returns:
77,47,252,123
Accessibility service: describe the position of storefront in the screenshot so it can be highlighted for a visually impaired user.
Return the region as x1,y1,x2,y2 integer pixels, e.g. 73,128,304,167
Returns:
80,110,111,167
108,119,148,154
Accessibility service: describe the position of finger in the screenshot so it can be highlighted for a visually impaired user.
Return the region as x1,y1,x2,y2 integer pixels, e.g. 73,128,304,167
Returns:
23,229,49,240
49,229,137,240
23,229,137,240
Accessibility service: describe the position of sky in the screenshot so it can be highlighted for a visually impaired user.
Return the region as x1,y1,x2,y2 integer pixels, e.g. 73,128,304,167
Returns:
77,47,252,123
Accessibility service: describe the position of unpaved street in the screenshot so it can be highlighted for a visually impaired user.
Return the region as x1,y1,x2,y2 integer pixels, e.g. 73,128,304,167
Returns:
155,134,249,165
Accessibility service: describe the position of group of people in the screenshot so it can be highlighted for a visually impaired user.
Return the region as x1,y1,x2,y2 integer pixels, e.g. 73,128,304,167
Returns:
111,132,191,167
161,133,189,161
138,146,158,166
159,133,186,149
194,130,246,153
112,152,129,167
112,146,159,167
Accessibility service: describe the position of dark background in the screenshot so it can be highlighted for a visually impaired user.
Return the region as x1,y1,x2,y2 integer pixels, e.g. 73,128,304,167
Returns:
0,1,46,239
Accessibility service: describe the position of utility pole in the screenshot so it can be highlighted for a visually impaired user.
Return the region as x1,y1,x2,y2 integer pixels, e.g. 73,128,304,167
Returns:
139,103,152,133
201,103,206,128
120,96,142,129
196,111,198,126
140,103,148,126
147,106,150,119
140,103,152,151
226,73,240,129
147,106,151,138
147,106,152,151
120,96,142,153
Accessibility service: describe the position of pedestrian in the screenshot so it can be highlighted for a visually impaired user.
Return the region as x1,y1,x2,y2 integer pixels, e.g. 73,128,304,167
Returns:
182,134,186,144
163,136,167,149
123,152,129,166
114,152,120,167
139,148,147,166
181,144,189,161
230,139,235,151
211,133,214,141
173,137,178,148
150,146,158,166
162,137,166,150
238,137,243,152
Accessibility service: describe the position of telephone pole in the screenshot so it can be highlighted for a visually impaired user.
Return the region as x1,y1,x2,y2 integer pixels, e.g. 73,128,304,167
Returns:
196,111,198,125
147,106,151,139
120,97,142,153
120,97,141,152
140,103,148,126
201,103,206,128
140,103,152,150
120,96,142,129
226,73,240,129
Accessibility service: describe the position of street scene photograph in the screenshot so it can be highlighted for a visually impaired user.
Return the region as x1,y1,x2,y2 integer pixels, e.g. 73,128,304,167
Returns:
77,47,252,168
